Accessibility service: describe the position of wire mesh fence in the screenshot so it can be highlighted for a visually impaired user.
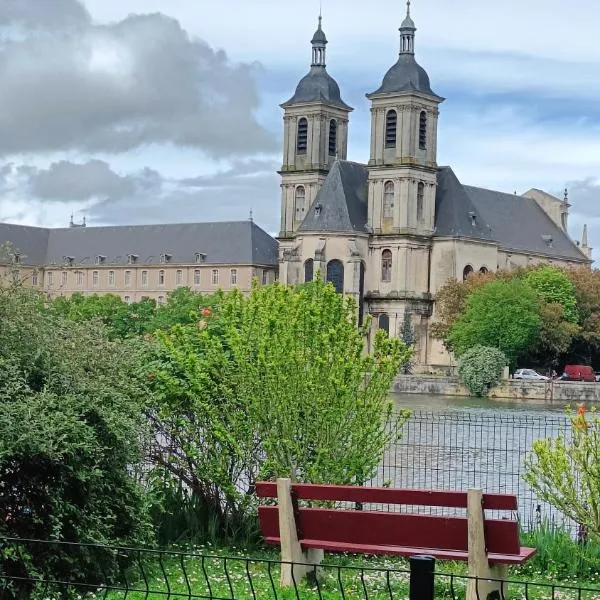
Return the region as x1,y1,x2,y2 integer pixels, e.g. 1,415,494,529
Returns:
1,537,599,600
370,411,574,532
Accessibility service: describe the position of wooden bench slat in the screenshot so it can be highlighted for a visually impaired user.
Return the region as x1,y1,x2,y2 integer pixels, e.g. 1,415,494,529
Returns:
255,482,518,510
258,505,521,555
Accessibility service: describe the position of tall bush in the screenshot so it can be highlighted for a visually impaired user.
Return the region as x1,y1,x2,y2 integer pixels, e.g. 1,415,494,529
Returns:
457,345,507,396
146,279,412,542
0,283,152,594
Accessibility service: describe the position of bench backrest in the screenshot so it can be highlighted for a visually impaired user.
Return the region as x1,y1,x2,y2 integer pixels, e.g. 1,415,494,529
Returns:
256,482,520,555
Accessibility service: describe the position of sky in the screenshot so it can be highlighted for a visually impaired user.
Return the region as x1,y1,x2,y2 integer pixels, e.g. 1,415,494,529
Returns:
0,0,598,259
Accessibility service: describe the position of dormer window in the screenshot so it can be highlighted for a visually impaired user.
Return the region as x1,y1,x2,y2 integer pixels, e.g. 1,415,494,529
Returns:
95,255,106,265
127,254,138,264
12,253,21,264
195,252,206,263
314,203,322,217
63,256,75,267
160,252,172,264
468,211,477,227
542,235,553,248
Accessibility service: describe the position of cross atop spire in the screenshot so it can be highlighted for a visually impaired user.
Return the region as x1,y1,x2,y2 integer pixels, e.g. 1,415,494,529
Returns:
407,0,411,16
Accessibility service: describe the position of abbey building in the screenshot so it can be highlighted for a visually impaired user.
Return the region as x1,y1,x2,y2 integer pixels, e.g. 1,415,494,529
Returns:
277,6,592,369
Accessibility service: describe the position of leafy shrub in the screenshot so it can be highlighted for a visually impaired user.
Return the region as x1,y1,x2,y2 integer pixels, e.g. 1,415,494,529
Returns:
458,345,507,396
0,283,152,596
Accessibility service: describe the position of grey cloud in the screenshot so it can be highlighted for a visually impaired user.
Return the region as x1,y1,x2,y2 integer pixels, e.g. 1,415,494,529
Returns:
88,160,279,233
0,5,275,157
0,0,90,30
561,178,600,219
181,159,279,188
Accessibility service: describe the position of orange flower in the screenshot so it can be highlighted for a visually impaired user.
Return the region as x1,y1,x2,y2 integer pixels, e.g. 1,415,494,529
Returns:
577,404,586,417
201,308,212,318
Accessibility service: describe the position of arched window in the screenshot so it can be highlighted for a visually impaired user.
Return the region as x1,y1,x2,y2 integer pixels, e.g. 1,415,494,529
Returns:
417,182,425,222
326,259,344,294
329,119,337,156
419,111,427,150
383,181,394,218
463,265,474,280
304,258,314,282
480,266,488,274
381,249,393,282
297,118,308,154
385,110,397,148
294,186,306,220
358,262,366,327
379,314,390,336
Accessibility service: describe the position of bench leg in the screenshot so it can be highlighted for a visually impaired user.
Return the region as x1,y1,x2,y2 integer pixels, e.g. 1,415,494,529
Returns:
467,564,508,600
277,478,324,588
467,489,509,600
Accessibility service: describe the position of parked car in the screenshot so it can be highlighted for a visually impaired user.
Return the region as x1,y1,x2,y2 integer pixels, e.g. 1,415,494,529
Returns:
560,364,596,382
513,369,549,381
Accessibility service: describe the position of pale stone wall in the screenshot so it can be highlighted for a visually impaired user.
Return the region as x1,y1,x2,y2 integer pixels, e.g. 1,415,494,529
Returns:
4,263,276,303
522,189,567,232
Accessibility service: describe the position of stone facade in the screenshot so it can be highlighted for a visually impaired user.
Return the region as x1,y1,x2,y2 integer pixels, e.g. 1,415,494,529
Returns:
278,8,592,370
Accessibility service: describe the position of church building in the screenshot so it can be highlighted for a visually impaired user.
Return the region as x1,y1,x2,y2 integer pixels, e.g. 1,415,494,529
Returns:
277,3,592,369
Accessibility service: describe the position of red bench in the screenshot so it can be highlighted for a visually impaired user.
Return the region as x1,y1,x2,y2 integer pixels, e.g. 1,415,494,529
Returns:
256,479,536,599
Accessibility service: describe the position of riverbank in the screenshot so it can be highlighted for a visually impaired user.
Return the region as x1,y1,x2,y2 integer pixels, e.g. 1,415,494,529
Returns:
393,375,600,401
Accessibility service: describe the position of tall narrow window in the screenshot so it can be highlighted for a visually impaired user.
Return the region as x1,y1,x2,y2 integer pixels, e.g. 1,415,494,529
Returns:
61,271,68,286
381,250,393,282
76,271,84,286
304,258,314,283
295,186,306,220
176,269,183,285
92,271,99,288
31,272,38,286
383,181,394,218
328,119,337,156
417,182,425,222
108,270,115,287
159,270,165,286
379,314,390,336
230,269,237,285
212,269,219,285
326,259,344,294
385,110,397,148
419,111,427,150
124,270,131,287
297,118,308,154
194,269,201,286
262,270,268,285
47,271,53,286
141,270,148,288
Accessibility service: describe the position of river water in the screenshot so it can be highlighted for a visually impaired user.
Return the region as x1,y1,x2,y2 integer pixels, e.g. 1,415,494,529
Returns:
373,393,575,531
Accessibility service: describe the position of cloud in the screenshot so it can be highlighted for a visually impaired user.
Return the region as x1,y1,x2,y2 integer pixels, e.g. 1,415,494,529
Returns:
0,2,275,158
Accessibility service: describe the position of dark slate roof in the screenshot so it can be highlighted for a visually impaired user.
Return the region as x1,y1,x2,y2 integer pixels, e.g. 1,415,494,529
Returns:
0,221,278,267
463,185,587,261
311,23,327,44
0,222,49,265
299,160,368,234
368,54,441,99
434,167,494,241
282,66,352,110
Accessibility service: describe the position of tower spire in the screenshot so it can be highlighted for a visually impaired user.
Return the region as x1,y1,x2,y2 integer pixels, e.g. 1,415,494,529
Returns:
311,13,328,67
399,0,416,55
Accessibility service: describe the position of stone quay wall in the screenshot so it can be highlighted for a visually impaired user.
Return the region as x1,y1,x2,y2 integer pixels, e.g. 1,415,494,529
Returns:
393,375,600,401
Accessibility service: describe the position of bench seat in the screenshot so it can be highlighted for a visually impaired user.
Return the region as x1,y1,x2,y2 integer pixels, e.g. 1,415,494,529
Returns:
264,536,536,565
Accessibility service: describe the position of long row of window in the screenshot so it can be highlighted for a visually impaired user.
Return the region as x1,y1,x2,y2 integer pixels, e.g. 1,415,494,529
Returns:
296,118,338,156
37,268,240,288
382,180,425,221
385,109,428,150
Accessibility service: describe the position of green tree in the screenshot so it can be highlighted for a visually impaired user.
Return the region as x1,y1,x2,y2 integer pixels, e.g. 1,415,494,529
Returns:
146,279,411,540
525,406,600,540
447,279,541,364
0,282,152,593
458,345,507,396
525,266,579,323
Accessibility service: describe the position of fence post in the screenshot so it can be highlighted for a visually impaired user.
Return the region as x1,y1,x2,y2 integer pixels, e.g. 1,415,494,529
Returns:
409,555,435,600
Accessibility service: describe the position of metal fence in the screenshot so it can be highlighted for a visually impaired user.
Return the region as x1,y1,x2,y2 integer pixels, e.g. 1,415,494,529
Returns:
370,411,574,532
1,537,599,600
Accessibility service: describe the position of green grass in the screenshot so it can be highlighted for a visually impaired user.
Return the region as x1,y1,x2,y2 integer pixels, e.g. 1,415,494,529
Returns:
83,543,600,600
